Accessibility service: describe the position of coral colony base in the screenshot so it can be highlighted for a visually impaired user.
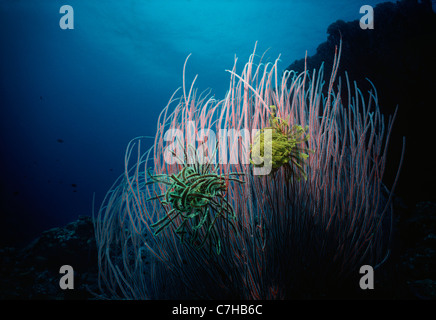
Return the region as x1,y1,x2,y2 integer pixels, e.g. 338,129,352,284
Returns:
93,42,405,299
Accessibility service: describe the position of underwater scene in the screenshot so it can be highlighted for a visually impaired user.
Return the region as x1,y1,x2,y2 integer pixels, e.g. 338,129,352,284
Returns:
1,0,435,305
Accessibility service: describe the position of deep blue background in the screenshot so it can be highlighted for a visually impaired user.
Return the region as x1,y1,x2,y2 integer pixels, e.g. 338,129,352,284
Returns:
0,0,402,247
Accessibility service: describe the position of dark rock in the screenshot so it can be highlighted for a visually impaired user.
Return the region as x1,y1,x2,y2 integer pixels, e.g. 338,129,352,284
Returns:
285,0,436,207
407,279,436,300
396,201,436,299
0,216,98,300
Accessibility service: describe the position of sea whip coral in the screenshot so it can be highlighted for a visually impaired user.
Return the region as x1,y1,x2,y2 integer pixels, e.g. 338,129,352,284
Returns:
94,43,404,299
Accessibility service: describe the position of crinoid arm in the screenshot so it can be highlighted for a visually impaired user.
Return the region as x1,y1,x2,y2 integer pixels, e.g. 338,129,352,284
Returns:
147,145,245,254
250,105,312,181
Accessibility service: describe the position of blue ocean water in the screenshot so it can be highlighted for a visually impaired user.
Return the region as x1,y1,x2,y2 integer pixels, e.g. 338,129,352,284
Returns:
0,0,395,247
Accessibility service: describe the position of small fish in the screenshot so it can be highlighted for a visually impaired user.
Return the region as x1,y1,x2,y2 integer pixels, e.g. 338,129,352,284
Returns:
71,183,77,188
57,139,64,143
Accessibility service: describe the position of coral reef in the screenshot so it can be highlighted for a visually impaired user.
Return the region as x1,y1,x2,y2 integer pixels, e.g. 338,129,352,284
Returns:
1,0,434,301
1,202,435,299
